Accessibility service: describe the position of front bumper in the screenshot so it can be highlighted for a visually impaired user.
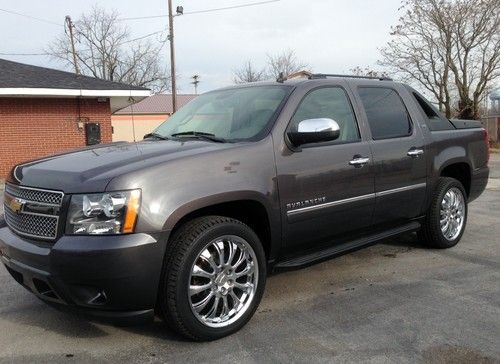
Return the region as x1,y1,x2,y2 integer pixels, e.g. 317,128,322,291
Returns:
0,222,168,323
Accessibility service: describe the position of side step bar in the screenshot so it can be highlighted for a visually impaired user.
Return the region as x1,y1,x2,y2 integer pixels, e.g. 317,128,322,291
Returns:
274,221,421,271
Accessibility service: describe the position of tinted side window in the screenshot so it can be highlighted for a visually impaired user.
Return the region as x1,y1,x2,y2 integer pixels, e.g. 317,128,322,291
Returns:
412,92,453,131
358,87,412,140
289,87,360,143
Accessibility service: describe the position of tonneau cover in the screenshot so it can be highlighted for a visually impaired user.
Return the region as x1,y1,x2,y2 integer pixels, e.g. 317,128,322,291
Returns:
449,119,483,129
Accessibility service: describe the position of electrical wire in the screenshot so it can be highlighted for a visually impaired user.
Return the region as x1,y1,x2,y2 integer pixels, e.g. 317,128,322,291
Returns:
0,8,63,27
0,0,280,56
117,30,165,45
118,0,280,21
0,30,166,56
0,52,53,56
185,0,280,15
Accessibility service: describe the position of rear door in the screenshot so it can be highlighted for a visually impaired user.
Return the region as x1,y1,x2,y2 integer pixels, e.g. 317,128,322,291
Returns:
353,84,427,225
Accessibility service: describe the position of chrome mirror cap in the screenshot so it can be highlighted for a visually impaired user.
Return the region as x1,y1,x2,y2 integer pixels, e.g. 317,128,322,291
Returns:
297,118,340,133
288,118,341,148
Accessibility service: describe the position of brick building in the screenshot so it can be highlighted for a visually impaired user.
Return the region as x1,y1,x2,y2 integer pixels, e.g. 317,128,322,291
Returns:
0,59,150,178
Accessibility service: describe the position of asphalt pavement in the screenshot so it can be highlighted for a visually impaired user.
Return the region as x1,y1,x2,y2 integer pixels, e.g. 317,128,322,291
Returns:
0,156,499,363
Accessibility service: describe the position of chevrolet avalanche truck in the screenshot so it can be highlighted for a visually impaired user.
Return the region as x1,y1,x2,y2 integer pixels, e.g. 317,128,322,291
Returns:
0,74,489,341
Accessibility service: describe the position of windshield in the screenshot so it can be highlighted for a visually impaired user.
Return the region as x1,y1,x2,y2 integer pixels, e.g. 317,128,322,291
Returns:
152,85,292,142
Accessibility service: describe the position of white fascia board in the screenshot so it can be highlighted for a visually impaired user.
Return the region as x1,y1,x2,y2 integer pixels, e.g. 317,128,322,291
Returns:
0,88,151,98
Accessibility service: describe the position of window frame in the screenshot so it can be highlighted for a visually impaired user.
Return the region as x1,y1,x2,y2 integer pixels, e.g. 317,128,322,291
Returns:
410,90,454,131
285,85,362,149
357,86,414,141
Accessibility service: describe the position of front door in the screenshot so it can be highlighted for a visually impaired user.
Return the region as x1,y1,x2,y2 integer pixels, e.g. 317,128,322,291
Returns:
274,84,375,250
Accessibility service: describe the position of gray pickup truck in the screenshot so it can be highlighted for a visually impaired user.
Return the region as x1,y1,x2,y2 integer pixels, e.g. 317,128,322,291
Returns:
0,74,489,341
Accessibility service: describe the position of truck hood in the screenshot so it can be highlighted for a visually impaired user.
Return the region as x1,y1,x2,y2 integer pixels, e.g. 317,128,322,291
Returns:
9,140,235,193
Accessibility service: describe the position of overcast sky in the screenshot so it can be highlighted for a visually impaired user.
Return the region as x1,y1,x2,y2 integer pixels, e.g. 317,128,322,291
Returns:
0,0,403,93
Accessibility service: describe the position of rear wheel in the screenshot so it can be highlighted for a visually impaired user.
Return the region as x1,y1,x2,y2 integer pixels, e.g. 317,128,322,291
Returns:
418,177,468,249
157,216,266,341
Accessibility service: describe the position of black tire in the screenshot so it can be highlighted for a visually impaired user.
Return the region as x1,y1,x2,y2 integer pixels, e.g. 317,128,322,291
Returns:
418,177,468,249
157,216,267,341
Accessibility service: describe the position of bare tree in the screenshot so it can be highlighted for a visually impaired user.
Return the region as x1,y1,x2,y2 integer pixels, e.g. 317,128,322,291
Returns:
47,6,170,92
380,0,500,119
266,50,309,79
450,0,500,119
233,60,266,84
350,66,390,79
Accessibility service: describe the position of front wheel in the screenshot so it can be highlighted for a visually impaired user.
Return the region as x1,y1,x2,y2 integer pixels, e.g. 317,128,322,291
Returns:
157,216,266,341
418,177,468,249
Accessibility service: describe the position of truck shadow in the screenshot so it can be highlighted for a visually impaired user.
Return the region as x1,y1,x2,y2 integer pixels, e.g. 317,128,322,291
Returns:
379,231,424,249
0,231,427,342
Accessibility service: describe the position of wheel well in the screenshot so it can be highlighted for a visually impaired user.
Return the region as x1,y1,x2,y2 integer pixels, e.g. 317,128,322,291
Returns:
441,163,471,196
170,200,272,258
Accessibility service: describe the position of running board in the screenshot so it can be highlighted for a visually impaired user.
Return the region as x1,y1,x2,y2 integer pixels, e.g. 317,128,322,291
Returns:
274,221,421,271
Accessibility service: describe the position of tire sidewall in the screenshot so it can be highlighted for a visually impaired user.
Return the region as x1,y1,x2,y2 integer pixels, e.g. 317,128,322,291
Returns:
170,221,267,340
432,179,468,248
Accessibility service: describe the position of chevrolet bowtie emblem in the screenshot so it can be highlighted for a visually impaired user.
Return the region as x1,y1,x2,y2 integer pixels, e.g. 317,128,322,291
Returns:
7,196,26,214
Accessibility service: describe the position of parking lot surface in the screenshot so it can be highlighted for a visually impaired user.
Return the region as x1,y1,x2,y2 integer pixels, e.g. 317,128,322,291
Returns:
0,156,499,363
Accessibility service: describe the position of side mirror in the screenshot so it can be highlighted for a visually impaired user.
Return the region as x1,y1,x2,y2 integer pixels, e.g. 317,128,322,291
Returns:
287,118,340,147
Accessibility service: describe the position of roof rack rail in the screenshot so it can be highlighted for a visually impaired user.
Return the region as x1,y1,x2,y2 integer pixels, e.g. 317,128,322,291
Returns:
308,73,393,81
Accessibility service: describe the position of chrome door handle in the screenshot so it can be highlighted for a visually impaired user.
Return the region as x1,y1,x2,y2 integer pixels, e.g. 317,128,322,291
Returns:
407,149,424,157
349,157,370,166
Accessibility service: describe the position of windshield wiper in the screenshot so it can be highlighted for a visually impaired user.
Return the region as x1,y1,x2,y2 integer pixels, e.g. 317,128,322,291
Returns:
143,132,169,140
170,131,227,143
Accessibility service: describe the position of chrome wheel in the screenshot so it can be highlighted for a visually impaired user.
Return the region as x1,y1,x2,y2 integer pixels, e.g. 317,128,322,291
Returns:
440,187,465,241
189,235,258,328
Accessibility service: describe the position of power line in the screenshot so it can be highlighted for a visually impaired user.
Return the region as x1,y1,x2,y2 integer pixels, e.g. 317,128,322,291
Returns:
0,0,278,57
185,0,280,15
119,30,165,45
0,52,52,56
0,30,166,57
118,0,280,21
0,8,63,27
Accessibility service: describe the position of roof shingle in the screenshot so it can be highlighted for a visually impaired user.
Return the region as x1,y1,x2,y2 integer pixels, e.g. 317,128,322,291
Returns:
0,58,149,91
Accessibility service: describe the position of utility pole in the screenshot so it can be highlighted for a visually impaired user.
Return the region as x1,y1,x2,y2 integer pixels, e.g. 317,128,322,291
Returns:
167,0,178,113
191,74,200,95
65,16,80,75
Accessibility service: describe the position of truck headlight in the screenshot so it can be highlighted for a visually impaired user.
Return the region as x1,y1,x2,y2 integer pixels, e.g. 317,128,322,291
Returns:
66,190,141,235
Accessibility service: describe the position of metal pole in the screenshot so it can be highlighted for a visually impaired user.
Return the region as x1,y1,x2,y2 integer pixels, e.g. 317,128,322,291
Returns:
192,75,199,95
168,0,177,113
65,16,80,75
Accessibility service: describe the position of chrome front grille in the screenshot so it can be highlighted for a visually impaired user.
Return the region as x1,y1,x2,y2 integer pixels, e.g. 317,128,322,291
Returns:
4,207,59,239
3,184,64,240
5,184,63,205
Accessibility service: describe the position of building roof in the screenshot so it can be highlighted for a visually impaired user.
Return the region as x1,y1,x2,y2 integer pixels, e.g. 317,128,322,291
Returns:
114,94,198,115
0,59,151,112
0,58,149,92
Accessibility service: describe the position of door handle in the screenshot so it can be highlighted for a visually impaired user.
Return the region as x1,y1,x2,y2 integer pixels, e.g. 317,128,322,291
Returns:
349,157,370,167
407,148,424,157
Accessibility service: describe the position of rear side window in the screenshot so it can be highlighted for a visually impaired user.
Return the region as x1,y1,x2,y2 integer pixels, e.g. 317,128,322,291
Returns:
358,87,412,140
289,87,360,144
412,92,453,131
